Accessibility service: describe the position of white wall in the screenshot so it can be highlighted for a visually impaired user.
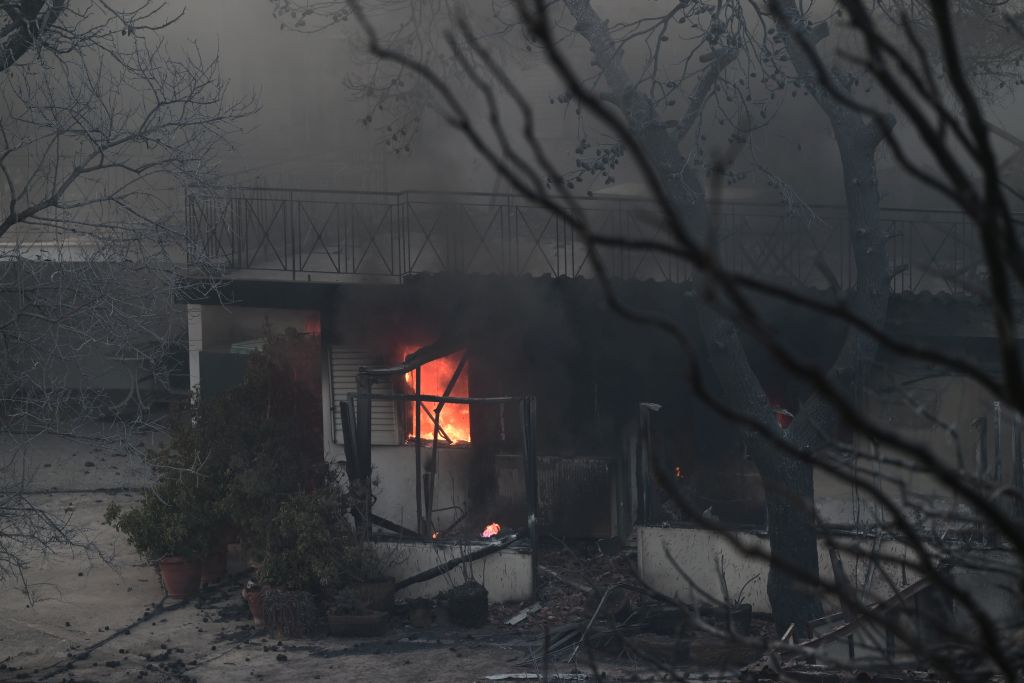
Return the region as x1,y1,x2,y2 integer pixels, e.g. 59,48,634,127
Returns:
637,526,1021,630
369,445,475,533
638,526,922,613
371,540,533,603
815,371,1015,527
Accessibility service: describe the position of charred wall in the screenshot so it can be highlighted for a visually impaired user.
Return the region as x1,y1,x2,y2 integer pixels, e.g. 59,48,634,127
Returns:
197,275,1006,532
325,275,857,528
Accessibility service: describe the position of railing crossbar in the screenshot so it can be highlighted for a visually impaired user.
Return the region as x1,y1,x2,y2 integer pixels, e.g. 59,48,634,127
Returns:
185,186,1018,294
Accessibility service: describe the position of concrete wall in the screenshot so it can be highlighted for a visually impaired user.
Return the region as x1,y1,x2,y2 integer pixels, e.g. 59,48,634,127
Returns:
638,526,922,614
370,539,533,603
637,526,1020,629
814,370,1014,527
369,445,475,533
0,262,184,396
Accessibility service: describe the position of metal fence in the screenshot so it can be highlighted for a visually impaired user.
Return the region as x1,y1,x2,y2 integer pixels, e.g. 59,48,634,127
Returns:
187,186,1004,294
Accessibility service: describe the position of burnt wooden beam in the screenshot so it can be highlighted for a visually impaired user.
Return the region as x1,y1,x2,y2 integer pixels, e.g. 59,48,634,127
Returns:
355,374,373,481
338,400,359,482
393,531,524,590
370,514,423,540
415,367,423,535
539,565,593,595
417,403,453,444
363,392,524,405
425,352,470,525
520,397,540,599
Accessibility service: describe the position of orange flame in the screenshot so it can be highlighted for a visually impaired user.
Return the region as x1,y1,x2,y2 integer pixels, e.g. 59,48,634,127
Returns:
481,522,501,538
431,531,439,540
674,466,683,479
403,349,471,444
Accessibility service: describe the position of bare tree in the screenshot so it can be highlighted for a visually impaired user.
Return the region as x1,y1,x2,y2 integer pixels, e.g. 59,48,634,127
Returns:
269,0,1024,676
275,0,901,632
0,0,251,592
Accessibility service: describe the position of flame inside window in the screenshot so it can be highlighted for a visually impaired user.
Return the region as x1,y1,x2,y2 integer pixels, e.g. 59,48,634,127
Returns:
403,350,471,444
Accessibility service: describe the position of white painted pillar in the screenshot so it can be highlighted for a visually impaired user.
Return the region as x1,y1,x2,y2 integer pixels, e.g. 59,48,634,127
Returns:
187,303,203,394
321,335,336,461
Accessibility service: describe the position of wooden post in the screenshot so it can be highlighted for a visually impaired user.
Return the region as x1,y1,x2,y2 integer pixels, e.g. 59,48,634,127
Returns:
354,373,374,538
415,367,423,536
520,397,540,599
425,353,468,531
995,401,1003,484
1014,411,1023,518
974,416,988,480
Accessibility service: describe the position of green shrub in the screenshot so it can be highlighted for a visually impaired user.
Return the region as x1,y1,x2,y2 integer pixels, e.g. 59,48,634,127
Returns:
107,329,383,598
105,474,227,560
135,329,327,558
257,487,386,596
193,330,327,556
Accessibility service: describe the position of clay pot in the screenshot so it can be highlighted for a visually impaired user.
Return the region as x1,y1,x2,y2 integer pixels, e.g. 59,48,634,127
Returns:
327,611,388,637
352,578,396,612
158,556,201,599
242,583,265,629
201,548,228,586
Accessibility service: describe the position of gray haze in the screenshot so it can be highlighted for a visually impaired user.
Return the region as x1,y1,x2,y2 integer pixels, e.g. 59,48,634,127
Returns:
164,1,1024,206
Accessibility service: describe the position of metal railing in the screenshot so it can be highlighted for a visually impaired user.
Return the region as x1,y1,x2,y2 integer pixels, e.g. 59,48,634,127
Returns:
186,186,1007,294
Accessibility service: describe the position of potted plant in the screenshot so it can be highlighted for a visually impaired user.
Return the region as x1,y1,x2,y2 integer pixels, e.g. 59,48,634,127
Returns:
339,539,395,611
241,579,266,628
326,587,389,637
255,487,355,595
446,580,489,627
107,330,331,602
207,331,328,559
242,487,355,634
105,475,227,599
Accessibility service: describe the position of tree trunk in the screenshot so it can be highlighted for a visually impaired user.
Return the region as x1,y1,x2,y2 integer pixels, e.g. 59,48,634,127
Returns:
756,437,822,636
561,0,889,636
699,293,824,635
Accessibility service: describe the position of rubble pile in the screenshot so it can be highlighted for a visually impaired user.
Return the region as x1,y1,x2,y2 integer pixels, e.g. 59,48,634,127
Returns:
484,538,774,674
491,540,641,628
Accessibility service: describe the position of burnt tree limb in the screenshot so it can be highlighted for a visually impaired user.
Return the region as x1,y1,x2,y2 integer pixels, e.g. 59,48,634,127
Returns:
393,531,525,590
563,0,890,639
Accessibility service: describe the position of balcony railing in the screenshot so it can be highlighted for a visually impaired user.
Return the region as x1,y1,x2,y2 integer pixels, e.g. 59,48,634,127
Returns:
186,186,1006,295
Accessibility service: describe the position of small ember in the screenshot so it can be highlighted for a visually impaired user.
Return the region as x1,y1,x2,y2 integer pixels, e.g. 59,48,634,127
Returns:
481,522,501,538
674,466,683,479
431,531,439,540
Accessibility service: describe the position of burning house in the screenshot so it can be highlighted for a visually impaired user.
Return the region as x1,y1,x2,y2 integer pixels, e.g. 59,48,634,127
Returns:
182,187,1019,622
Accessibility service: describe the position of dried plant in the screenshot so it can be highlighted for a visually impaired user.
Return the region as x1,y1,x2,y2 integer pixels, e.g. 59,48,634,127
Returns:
0,0,253,595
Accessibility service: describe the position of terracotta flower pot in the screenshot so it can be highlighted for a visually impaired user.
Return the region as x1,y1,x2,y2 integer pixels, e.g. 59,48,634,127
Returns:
158,556,201,599
201,548,228,586
242,582,265,629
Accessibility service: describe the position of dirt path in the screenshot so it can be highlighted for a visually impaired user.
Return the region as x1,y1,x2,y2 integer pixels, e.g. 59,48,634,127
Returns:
0,432,680,682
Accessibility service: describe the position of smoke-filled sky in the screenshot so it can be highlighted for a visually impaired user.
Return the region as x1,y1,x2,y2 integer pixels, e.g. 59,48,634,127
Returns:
165,0,1024,207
